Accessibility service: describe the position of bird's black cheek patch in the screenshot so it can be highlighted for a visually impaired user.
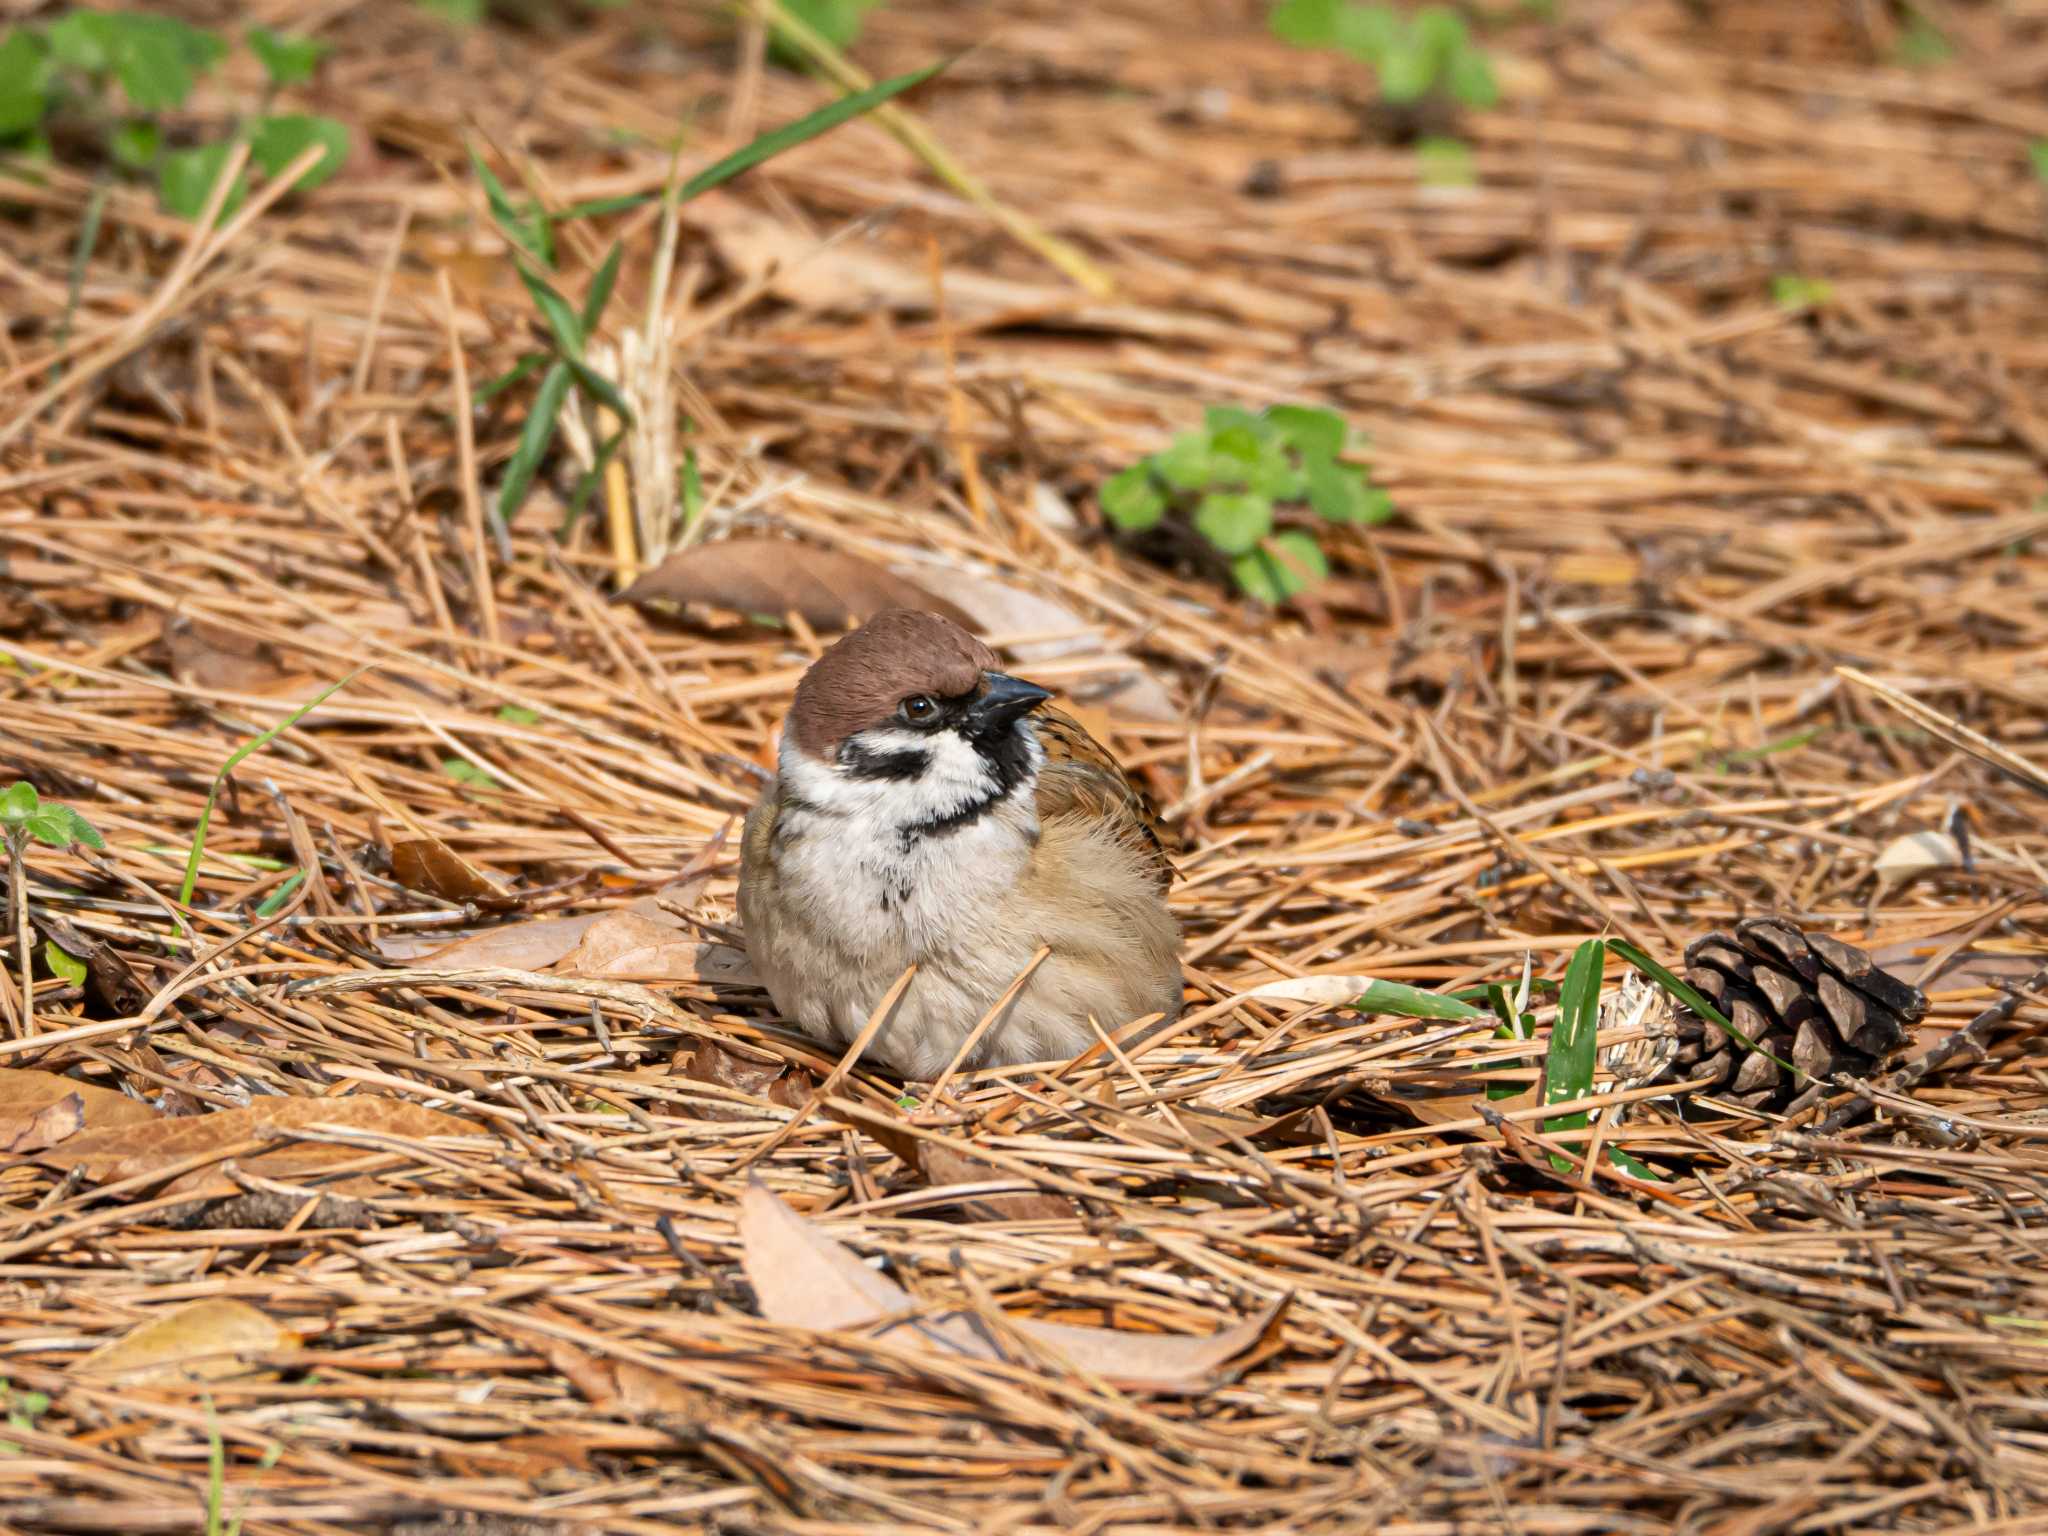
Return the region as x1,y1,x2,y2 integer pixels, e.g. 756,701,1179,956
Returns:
839,741,931,781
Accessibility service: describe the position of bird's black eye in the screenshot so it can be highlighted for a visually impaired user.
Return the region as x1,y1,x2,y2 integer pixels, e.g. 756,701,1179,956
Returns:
900,695,936,724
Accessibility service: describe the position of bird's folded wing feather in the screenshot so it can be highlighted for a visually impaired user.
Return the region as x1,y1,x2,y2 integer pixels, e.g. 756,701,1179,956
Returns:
1031,706,1176,890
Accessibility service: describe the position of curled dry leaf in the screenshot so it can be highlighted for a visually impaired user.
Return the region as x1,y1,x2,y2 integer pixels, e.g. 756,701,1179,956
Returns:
1,1091,85,1153
693,196,1056,317
0,1068,159,1151
535,1333,696,1417
163,614,322,696
557,911,704,979
739,1179,1283,1392
615,537,977,634
375,879,711,970
29,1094,482,1191
76,1297,297,1386
1170,1104,1316,1149
682,1037,812,1118
1873,830,1964,889
389,834,520,909
379,910,607,968
1239,975,1375,1008
916,1143,1074,1222
31,911,153,1015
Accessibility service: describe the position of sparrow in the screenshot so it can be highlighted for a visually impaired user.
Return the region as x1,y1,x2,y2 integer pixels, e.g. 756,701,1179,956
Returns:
738,609,1181,1080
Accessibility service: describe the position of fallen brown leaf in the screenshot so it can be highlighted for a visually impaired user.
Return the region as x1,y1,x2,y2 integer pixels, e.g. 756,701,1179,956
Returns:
377,909,606,967
1171,1104,1316,1149
163,614,321,695
1376,1077,1540,1139
615,537,976,634
31,911,154,1014
556,910,702,978
537,1334,697,1417
30,1094,482,1189
0,1068,159,1152
75,1298,297,1386
916,1144,1073,1221
388,835,519,909
682,1038,811,1118
693,197,1057,317
374,879,710,968
2,1091,83,1153
738,1179,1281,1391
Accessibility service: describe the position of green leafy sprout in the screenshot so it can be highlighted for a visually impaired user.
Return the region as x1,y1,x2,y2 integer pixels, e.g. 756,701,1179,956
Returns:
0,1377,52,1455
1893,9,1951,68
477,55,950,533
1269,1,1499,177
1771,273,1835,312
1,781,105,1035
1100,403,1392,604
0,10,346,220
769,0,884,69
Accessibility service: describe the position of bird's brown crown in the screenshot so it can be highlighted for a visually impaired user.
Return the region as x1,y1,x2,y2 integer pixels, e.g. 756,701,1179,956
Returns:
788,609,998,755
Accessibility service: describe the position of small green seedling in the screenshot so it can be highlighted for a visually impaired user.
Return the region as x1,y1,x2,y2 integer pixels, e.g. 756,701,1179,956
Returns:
475,56,948,532
1101,404,1392,604
0,1378,51,1455
1,781,104,1033
441,757,502,790
1270,1,1499,109
769,0,884,69
2028,140,2048,183
1893,10,1950,68
1414,134,1475,186
0,11,345,220
1269,1,1496,179
1771,273,1834,312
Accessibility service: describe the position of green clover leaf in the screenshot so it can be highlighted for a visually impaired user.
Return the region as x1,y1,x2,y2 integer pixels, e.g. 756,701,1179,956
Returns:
249,114,348,193
1232,530,1328,604
1101,465,1168,531
0,782,38,823
246,26,325,88
1194,491,1274,555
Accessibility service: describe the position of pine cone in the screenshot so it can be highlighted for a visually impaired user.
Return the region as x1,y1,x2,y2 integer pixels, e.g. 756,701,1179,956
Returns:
1671,918,1928,1108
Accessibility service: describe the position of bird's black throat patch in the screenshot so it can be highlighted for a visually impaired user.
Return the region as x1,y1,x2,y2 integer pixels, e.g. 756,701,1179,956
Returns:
899,720,1037,847
839,741,931,781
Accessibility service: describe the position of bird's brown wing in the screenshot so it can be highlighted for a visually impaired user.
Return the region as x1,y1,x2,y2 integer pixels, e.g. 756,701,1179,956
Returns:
1031,705,1176,891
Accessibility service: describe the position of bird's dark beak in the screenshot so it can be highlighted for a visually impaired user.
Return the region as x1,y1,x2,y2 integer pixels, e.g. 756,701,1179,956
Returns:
967,671,1052,733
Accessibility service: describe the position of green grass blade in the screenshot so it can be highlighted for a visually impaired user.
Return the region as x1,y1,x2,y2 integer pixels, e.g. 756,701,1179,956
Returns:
1476,982,1535,1100
1351,978,1489,1022
254,869,304,918
52,179,109,378
1541,939,1604,1170
180,675,360,911
552,191,654,224
472,351,547,405
495,359,572,528
565,429,626,527
564,355,633,424
1605,1145,1660,1180
466,142,551,266
579,241,625,334
675,57,950,206
513,264,584,358
205,1397,226,1536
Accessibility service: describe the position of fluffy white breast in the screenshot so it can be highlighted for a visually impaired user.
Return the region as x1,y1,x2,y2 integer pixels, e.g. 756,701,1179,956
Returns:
770,725,1043,957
